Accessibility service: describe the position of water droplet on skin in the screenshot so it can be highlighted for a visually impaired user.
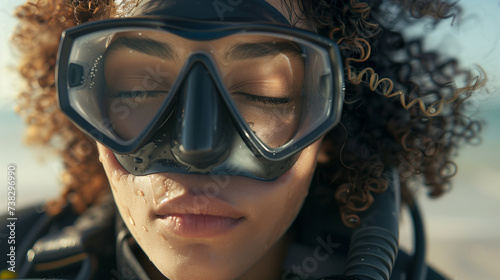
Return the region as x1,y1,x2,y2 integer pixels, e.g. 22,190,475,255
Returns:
137,190,145,196
247,122,254,128
126,208,135,226
138,32,142,36
152,178,165,204
157,231,168,241
148,176,154,190
112,170,119,178
134,157,143,163
142,226,148,232
105,153,109,158
164,178,172,187
129,50,133,53
143,198,147,204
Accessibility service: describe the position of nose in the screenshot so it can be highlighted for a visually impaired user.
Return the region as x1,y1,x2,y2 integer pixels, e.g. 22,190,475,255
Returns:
171,61,232,171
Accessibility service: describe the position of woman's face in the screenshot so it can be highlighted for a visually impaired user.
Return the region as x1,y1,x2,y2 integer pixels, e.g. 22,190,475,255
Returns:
97,1,322,279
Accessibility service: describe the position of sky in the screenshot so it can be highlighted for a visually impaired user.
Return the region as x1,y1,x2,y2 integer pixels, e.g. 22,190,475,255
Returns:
1,0,500,279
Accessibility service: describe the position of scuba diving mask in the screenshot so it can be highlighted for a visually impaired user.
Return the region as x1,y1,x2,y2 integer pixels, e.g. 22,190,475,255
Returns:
56,0,344,180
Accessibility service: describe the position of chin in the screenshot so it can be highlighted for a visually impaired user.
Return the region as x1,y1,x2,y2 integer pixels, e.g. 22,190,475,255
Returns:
147,244,256,280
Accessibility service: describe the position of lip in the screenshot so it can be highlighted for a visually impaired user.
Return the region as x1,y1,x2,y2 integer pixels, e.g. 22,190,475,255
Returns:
154,195,245,238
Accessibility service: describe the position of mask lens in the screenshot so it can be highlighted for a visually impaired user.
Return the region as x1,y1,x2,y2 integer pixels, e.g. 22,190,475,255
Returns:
102,35,177,140
65,28,180,143
218,34,333,148
62,26,337,151
219,35,304,148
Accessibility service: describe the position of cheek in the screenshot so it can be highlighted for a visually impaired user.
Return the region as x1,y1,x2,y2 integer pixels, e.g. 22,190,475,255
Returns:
259,177,309,247
240,143,320,250
105,162,156,245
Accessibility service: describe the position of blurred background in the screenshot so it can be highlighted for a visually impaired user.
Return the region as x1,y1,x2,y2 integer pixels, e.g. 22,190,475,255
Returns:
1,0,499,279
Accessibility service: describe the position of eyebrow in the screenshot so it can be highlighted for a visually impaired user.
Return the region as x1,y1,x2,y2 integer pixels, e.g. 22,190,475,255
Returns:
105,36,177,60
225,42,303,61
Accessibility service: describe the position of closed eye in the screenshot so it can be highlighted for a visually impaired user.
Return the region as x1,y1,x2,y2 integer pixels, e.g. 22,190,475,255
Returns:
106,90,168,100
233,92,291,105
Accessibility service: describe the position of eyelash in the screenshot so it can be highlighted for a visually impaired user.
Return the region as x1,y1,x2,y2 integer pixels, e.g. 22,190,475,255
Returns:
236,92,292,105
107,91,290,106
107,90,168,100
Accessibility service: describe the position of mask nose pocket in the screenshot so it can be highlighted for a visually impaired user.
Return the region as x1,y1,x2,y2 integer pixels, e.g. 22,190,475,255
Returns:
170,61,233,170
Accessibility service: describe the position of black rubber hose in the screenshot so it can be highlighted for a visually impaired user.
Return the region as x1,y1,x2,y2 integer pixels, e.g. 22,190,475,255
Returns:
408,198,427,280
342,168,401,280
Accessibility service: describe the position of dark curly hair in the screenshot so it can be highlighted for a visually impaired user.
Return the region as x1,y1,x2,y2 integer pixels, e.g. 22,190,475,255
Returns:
12,0,485,227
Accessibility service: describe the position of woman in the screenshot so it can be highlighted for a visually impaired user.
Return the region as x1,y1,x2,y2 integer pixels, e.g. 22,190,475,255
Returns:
0,0,485,279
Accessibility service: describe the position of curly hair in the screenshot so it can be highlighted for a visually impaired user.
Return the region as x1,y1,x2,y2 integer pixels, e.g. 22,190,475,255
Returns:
12,0,485,227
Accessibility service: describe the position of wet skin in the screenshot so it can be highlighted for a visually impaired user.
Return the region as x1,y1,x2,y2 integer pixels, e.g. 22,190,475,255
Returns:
98,139,321,280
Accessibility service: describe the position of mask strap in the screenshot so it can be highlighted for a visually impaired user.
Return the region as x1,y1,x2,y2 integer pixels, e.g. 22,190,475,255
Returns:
123,0,290,24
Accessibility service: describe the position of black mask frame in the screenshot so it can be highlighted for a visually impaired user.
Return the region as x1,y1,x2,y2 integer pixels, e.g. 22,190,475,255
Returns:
57,18,344,180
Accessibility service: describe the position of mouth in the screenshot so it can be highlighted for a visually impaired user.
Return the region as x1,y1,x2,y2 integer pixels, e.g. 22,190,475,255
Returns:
157,214,245,238
154,195,246,238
